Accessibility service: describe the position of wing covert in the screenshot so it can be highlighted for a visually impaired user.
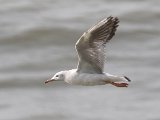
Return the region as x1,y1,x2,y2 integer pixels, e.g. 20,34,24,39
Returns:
76,16,119,73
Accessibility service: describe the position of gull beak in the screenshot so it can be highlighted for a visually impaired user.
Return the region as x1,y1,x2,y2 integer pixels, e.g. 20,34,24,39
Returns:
44,79,54,84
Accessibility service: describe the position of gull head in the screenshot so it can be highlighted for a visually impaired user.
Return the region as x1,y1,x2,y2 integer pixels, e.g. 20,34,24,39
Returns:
45,71,65,84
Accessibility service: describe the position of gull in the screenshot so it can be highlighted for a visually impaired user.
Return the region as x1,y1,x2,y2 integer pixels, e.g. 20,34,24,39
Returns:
45,16,131,87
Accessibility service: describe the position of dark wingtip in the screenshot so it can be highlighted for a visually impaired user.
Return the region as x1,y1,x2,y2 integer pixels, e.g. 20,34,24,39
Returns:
106,16,119,41
124,76,131,82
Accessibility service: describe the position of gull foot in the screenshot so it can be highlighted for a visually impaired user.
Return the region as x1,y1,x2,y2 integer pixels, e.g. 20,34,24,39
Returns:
110,82,128,87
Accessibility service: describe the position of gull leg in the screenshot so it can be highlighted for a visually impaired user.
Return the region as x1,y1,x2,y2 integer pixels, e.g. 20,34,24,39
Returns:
110,82,128,87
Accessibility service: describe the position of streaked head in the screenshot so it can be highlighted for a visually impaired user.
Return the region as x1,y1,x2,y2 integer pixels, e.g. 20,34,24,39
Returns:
45,71,65,84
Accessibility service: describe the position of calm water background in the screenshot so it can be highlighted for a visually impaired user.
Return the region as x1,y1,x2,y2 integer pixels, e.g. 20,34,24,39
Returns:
0,0,160,120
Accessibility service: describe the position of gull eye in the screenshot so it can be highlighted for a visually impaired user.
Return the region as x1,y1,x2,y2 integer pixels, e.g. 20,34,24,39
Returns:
55,75,59,77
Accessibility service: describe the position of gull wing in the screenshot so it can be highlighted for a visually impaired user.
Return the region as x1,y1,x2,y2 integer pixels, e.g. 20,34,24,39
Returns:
75,16,119,74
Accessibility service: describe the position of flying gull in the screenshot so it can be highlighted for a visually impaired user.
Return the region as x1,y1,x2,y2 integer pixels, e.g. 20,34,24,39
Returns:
45,16,131,87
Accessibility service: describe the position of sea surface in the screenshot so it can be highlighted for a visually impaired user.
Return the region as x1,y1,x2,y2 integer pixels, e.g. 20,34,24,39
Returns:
0,0,160,120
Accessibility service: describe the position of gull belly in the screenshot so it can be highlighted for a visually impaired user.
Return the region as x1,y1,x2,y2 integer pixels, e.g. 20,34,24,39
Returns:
64,69,108,86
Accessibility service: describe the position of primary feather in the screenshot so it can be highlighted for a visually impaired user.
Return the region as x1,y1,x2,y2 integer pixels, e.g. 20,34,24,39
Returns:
76,16,119,74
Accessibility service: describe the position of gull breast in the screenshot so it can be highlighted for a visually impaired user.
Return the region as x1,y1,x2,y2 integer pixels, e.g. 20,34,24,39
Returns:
65,70,107,86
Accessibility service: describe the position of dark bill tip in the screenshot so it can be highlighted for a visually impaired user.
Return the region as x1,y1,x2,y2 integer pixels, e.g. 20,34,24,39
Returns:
124,76,131,82
44,79,54,84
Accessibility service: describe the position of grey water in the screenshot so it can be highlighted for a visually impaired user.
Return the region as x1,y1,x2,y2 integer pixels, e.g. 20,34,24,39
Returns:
0,0,160,120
